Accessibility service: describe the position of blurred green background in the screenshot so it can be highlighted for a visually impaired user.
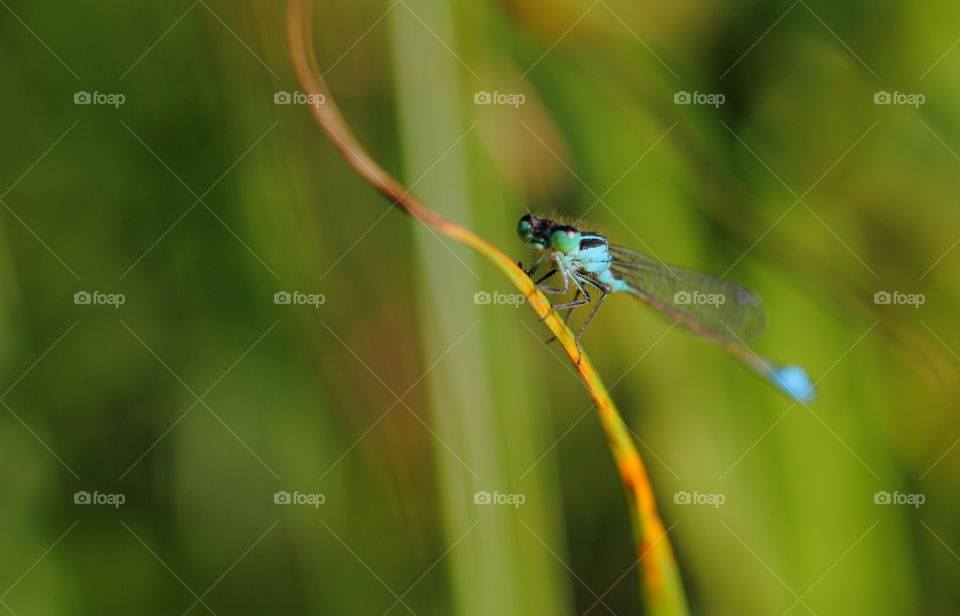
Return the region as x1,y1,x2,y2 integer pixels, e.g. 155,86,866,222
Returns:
2,0,959,614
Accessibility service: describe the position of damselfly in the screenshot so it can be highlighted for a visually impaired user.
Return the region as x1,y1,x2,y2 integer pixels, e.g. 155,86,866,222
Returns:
518,214,815,402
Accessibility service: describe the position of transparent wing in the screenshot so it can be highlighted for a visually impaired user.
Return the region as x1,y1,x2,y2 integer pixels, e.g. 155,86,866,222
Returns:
608,244,764,342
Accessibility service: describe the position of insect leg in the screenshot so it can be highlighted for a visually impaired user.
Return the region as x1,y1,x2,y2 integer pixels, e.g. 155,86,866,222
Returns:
537,257,571,295
534,269,558,285
574,291,607,345
548,278,592,312
543,289,581,344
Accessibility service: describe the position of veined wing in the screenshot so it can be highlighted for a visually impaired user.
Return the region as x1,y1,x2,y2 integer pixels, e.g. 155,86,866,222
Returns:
608,244,764,343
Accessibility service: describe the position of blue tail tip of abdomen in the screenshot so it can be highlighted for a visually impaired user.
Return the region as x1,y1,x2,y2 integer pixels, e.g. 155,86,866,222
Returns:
772,365,816,403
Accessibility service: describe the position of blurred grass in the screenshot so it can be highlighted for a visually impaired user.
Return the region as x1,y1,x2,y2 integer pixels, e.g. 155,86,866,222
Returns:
1,0,960,614
387,1,570,614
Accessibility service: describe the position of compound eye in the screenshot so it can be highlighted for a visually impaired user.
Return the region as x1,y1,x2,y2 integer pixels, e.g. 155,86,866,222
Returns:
517,218,534,241
550,228,579,253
